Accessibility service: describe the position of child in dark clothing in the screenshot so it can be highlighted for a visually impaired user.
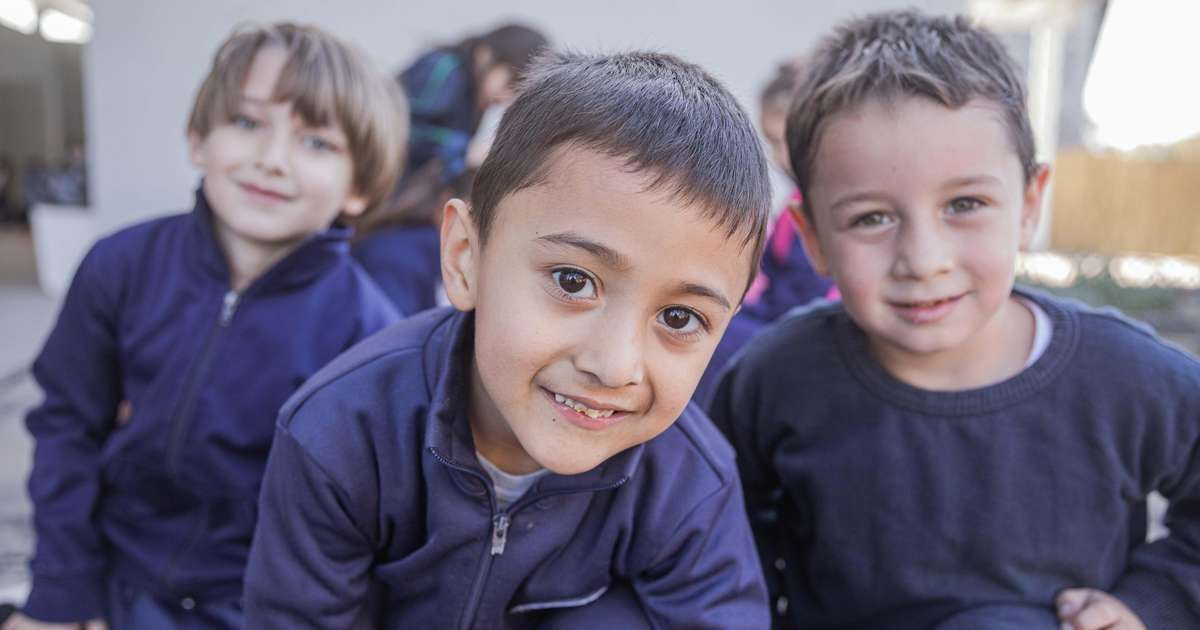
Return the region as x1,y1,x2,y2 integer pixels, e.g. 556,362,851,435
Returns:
711,10,1200,630
400,23,548,180
353,24,546,317
7,23,405,630
244,50,774,629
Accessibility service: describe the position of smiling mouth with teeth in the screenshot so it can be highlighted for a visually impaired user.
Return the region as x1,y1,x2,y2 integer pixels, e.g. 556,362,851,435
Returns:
553,392,616,419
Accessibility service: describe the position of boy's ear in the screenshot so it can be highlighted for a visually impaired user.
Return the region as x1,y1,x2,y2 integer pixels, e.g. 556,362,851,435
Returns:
1019,164,1052,249
790,198,830,277
342,194,368,218
440,198,480,312
187,132,206,169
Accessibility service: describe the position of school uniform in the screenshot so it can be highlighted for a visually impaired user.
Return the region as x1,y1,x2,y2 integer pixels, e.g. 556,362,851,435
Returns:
22,188,399,624
244,307,770,629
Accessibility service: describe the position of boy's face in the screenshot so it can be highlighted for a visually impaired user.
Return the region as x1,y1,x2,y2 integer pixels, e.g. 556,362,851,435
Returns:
442,147,752,475
189,46,367,254
797,97,1047,376
760,101,790,174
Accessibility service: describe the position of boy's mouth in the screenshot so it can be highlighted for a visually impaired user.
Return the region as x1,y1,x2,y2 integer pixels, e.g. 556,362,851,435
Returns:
239,182,294,202
542,388,630,425
889,293,964,324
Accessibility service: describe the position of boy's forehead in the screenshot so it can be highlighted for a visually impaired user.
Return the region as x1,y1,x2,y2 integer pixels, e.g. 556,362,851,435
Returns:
493,147,755,291
809,96,1022,203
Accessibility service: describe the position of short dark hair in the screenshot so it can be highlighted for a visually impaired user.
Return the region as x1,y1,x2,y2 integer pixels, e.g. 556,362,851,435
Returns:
470,50,772,284
786,10,1037,218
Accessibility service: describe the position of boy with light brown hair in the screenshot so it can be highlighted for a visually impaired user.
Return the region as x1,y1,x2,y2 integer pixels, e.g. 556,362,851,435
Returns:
7,22,404,630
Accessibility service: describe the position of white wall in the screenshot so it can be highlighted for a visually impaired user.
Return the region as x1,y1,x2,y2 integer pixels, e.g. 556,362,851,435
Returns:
85,0,965,235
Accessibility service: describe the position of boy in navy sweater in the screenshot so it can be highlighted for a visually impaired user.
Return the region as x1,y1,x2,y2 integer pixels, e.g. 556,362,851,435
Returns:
244,51,772,628
7,23,404,630
710,10,1200,630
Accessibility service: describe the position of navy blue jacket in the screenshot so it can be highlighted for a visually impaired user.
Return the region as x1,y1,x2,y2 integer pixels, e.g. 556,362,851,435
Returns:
352,224,442,316
244,308,769,629
22,189,399,622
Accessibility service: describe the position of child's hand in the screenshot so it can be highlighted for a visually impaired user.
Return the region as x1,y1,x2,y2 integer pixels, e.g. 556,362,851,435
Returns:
1056,588,1146,630
0,612,107,630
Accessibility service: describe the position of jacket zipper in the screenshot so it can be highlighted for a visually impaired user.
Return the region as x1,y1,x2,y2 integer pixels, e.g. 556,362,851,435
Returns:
430,448,629,630
165,290,239,481
160,291,238,590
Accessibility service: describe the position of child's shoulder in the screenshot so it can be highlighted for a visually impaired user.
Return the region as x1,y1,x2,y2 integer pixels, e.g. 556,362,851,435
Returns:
280,308,457,431
729,298,846,379
87,211,189,265
640,403,739,486
1026,288,1200,387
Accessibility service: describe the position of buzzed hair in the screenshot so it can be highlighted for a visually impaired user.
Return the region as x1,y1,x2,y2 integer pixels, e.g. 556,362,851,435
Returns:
786,10,1037,217
470,50,772,284
188,23,407,214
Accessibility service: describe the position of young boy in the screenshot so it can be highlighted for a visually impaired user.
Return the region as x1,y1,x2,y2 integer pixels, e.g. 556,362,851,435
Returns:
243,51,773,628
7,23,404,630
710,10,1200,630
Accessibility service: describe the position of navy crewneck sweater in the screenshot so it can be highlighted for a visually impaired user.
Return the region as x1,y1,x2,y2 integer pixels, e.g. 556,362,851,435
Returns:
710,289,1200,629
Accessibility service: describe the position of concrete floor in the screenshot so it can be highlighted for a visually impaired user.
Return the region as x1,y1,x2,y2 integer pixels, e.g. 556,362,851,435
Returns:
0,226,58,604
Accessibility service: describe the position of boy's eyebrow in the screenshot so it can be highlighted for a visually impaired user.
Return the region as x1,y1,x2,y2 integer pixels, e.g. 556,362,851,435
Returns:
942,174,1002,189
536,231,631,270
673,282,732,312
830,191,890,212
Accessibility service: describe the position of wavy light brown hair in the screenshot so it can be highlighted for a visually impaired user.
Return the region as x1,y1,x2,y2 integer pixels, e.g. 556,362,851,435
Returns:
188,22,407,214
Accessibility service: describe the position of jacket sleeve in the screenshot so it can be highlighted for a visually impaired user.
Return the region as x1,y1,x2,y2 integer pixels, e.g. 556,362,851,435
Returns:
22,244,121,622
706,360,786,619
243,426,377,630
1112,427,1200,627
632,478,770,629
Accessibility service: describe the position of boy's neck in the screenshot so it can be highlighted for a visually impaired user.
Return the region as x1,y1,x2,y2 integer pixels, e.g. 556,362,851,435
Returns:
212,221,304,293
869,296,1035,392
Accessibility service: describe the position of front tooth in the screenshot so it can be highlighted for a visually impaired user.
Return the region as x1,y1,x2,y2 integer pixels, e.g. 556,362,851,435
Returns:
573,402,586,412
585,408,601,418
555,393,565,403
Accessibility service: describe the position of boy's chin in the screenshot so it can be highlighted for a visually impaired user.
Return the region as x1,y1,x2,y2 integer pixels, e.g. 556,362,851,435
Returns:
524,444,610,477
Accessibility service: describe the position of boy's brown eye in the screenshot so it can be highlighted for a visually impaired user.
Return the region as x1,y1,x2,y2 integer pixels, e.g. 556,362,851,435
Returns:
662,307,693,330
556,270,589,294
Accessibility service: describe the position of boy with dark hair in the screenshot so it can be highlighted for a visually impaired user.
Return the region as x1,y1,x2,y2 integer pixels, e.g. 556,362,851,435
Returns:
243,50,773,628
8,23,404,630
711,10,1200,630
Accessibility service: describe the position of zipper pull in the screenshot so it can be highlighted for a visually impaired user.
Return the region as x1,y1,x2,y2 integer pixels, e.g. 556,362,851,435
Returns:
220,291,239,326
490,514,510,556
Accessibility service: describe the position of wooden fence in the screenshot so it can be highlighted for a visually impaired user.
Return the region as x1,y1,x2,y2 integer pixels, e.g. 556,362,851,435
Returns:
1049,150,1200,257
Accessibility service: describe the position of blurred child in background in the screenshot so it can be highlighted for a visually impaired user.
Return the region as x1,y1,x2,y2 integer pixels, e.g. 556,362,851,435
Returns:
5,23,403,630
353,23,548,315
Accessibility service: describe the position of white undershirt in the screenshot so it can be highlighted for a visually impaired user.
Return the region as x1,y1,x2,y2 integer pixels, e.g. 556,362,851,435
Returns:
1019,297,1052,368
476,452,550,511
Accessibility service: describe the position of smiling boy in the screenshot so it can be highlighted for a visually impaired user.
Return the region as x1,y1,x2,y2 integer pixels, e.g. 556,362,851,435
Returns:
710,10,1200,630
243,51,772,629
9,24,403,630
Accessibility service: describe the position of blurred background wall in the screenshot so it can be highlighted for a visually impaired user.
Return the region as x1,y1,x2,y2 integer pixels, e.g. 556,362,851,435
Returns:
81,0,957,235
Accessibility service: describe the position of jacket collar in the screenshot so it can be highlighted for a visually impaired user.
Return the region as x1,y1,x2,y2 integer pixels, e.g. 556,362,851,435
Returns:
423,309,644,494
186,184,353,293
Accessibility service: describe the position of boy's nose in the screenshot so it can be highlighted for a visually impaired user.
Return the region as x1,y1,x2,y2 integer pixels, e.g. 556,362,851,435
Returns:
254,129,289,175
572,312,646,389
892,217,953,280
